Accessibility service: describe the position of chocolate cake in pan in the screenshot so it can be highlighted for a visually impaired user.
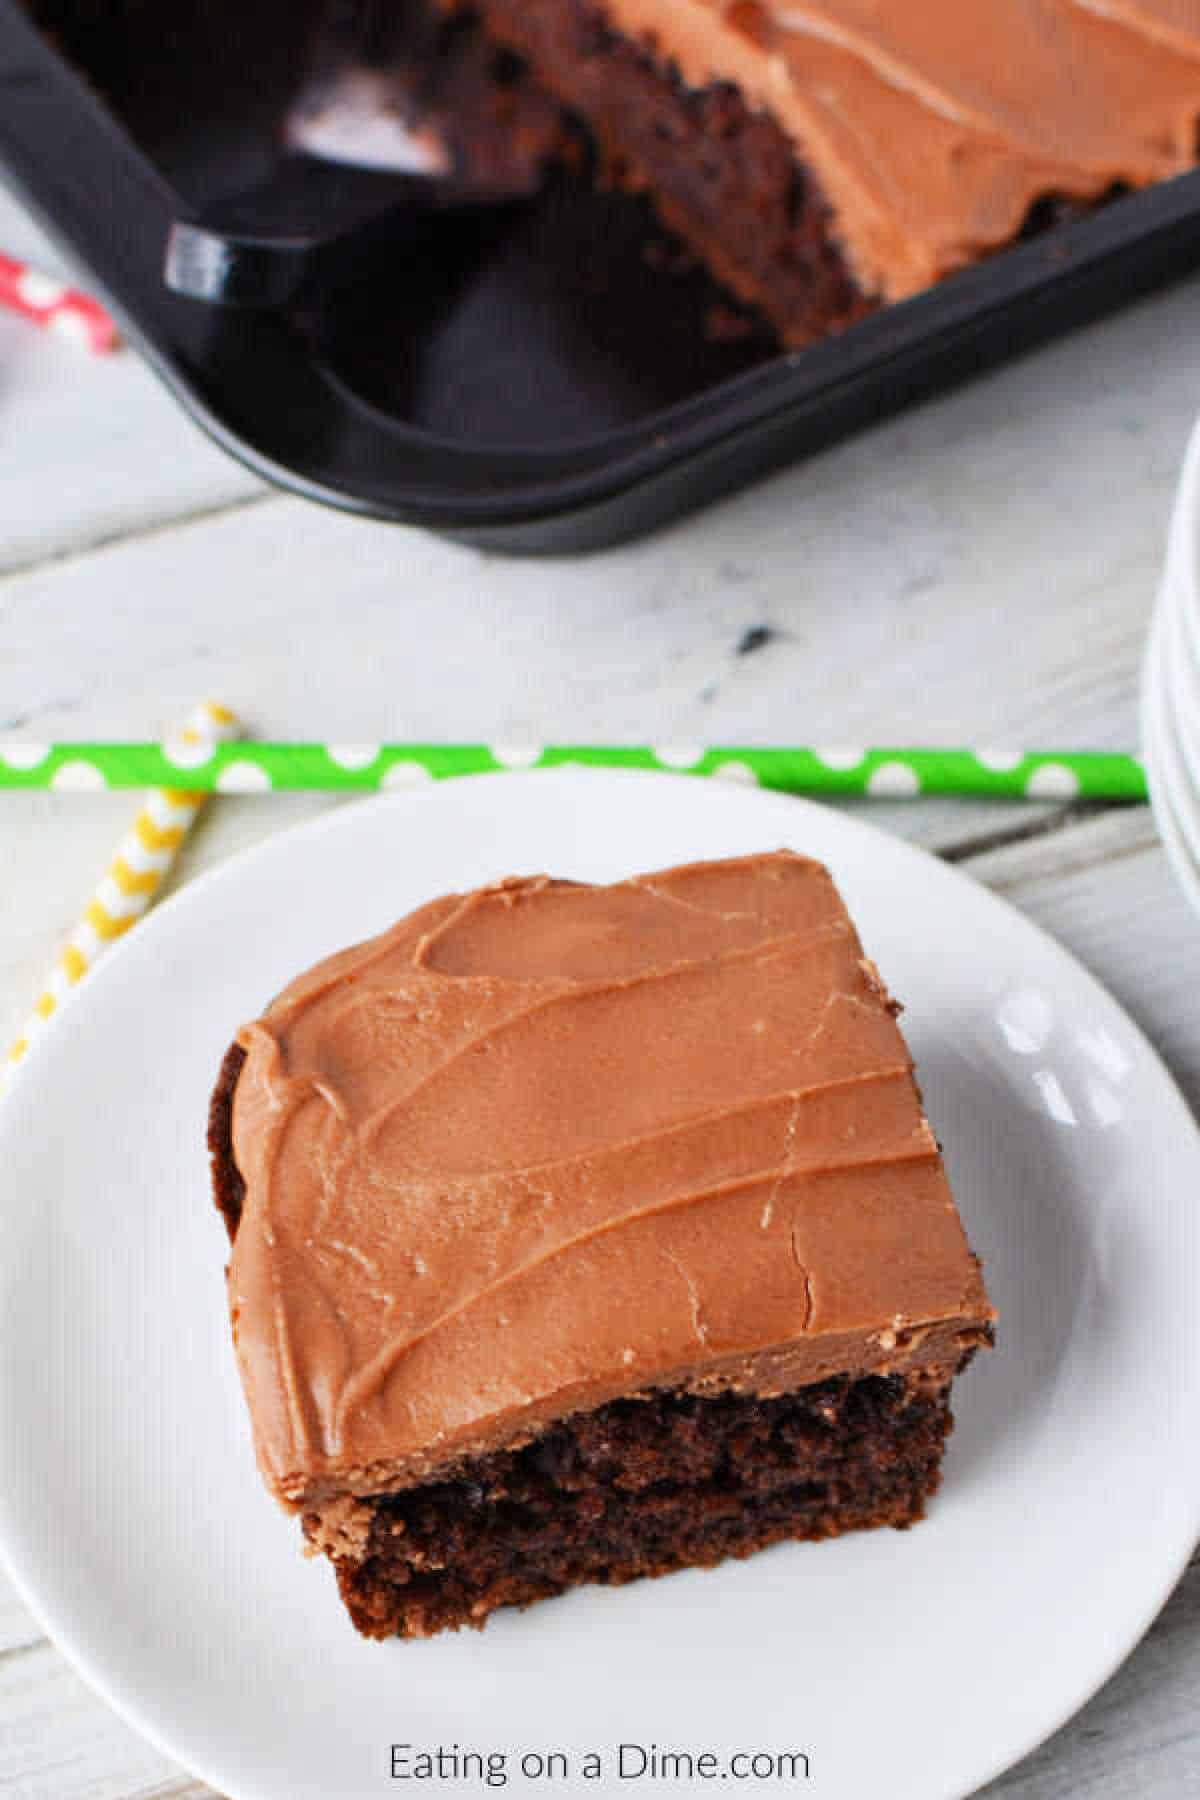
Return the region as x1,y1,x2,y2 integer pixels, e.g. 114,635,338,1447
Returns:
448,0,1200,345
209,852,994,1638
27,0,1200,353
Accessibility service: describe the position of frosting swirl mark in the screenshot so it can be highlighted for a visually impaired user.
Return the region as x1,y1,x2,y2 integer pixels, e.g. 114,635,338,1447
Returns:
225,854,994,1504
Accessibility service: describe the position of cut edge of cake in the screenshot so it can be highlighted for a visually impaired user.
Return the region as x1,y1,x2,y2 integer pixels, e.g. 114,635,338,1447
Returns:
441,0,1200,344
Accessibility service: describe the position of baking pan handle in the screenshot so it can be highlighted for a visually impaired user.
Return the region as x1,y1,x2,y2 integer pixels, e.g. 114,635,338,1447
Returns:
164,157,435,307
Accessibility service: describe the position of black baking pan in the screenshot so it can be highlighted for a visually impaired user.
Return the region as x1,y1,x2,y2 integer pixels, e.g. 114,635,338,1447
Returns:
5,0,1200,554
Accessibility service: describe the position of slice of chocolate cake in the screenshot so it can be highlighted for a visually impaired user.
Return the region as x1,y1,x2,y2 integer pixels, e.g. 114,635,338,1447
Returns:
209,852,994,1639
443,0,1200,345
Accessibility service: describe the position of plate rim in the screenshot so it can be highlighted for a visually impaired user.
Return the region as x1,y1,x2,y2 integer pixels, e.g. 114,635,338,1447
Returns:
2,766,1199,1800
1160,575,1200,773
1144,606,1200,912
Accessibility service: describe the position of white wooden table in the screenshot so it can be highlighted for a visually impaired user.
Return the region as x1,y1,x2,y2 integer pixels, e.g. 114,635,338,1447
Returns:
2,183,1199,1800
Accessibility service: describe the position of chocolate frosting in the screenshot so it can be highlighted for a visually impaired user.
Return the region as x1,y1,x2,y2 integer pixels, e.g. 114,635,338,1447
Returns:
595,0,1200,296
226,854,993,1507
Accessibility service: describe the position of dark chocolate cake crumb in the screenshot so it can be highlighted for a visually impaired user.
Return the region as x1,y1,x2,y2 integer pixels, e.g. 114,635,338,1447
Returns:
316,1369,969,1639
446,0,871,347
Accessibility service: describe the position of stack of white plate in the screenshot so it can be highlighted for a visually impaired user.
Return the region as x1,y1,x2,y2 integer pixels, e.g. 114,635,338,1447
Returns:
1144,423,1200,913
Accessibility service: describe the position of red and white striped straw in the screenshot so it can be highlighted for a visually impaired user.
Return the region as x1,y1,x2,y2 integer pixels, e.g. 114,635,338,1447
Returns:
0,252,120,353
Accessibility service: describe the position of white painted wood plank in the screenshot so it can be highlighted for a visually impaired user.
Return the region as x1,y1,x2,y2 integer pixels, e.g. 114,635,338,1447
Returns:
0,191,264,577
0,452,1160,747
0,183,87,285
0,1641,212,1798
5,280,1197,745
0,1583,44,1659
0,315,265,578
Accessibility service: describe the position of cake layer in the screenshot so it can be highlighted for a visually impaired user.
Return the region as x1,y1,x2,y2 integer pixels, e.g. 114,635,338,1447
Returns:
454,0,868,345
313,1370,964,1638
460,0,1200,302
213,852,993,1509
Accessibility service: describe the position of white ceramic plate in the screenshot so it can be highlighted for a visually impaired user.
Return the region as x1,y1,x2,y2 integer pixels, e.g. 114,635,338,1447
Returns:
1144,609,1200,913
1153,413,1200,761
1164,416,1200,673
1180,565,1200,678
2,770,1199,1800
1160,565,1200,785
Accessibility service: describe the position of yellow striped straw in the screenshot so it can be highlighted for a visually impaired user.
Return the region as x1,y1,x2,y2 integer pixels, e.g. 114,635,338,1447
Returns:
1,701,240,1094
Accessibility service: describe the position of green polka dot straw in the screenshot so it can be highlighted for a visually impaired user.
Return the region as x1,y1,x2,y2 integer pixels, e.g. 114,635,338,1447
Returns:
0,738,1147,800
